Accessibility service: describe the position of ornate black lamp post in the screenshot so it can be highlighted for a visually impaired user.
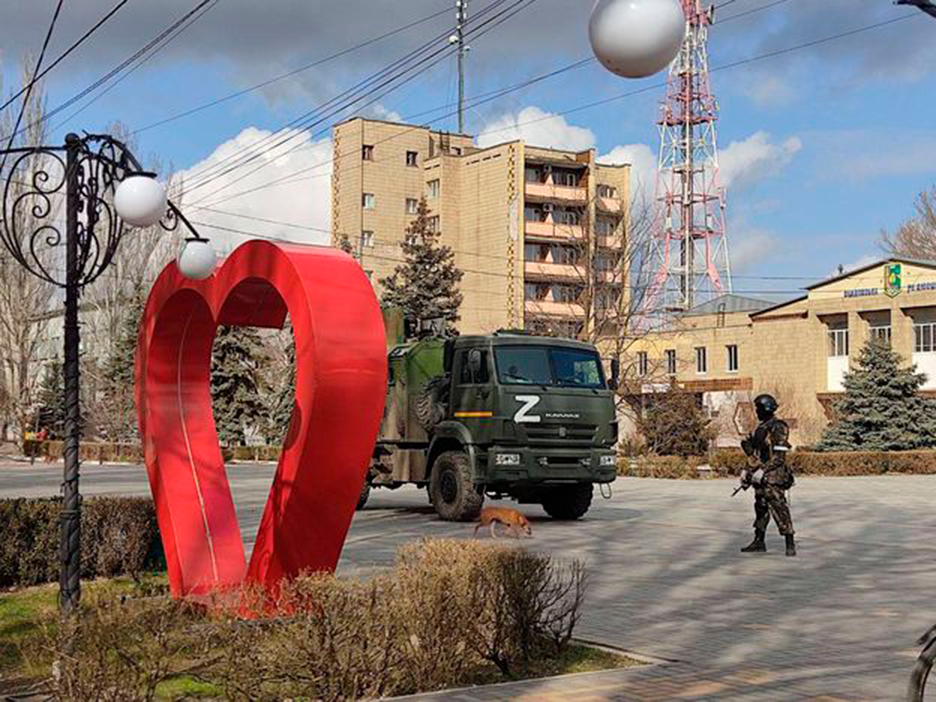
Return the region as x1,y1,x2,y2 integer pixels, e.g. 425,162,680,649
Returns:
0,132,215,612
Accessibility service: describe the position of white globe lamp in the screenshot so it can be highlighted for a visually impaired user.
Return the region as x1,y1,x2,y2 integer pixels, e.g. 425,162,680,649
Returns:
114,172,168,228
589,0,686,79
177,238,216,280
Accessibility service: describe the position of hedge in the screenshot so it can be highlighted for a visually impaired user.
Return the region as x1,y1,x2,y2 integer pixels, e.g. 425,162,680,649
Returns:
621,450,936,478
0,497,164,588
36,442,281,463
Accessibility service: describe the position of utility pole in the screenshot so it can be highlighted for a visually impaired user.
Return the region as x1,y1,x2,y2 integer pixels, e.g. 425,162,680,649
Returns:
456,0,468,133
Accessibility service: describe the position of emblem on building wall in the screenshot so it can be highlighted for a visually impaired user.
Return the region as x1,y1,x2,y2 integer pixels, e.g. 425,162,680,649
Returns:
884,263,902,298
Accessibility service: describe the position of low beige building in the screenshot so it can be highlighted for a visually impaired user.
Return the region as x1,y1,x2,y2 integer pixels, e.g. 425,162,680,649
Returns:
331,117,630,336
628,258,936,447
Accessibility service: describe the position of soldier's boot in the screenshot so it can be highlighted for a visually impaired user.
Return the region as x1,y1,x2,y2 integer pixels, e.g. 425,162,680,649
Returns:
741,529,766,553
785,534,796,557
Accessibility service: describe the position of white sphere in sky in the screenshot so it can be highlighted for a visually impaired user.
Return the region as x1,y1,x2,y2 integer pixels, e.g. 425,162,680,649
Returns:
589,0,686,79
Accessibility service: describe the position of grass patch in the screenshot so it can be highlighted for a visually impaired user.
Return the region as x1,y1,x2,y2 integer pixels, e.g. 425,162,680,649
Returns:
0,574,168,692
154,677,223,699
1,542,647,700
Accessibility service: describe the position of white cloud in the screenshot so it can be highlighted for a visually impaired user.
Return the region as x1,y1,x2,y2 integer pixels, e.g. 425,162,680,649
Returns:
477,106,596,152
729,227,777,274
176,127,333,253
598,143,657,201
720,132,802,191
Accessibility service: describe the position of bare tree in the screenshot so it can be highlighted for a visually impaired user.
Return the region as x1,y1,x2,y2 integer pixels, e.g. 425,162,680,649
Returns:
83,122,183,439
0,65,57,446
881,186,936,259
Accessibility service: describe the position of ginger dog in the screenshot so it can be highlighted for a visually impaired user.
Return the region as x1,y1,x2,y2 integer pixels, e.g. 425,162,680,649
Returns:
473,507,533,539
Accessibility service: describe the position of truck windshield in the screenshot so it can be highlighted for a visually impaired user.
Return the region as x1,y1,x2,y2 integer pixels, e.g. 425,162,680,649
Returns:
494,346,605,389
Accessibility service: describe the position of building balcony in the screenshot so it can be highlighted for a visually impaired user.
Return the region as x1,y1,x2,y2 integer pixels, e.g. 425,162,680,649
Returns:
524,260,583,282
598,197,622,214
524,220,585,241
524,299,586,319
524,181,587,203
597,234,623,249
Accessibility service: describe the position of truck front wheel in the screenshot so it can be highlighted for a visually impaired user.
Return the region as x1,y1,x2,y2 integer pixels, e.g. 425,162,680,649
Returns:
430,451,484,521
541,484,593,520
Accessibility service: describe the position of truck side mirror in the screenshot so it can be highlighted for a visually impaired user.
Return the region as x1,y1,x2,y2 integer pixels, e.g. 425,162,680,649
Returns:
609,358,620,391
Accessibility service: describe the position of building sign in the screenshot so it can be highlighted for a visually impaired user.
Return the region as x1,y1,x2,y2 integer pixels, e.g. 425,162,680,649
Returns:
884,263,902,298
908,281,936,294
843,287,878,298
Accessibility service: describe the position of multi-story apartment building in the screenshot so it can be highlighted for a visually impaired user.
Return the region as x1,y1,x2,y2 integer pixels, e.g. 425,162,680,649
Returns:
331,117,630,336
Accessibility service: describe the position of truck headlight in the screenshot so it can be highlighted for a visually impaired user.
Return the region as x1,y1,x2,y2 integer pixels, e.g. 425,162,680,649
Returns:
494,453,521,466
599,455,617,467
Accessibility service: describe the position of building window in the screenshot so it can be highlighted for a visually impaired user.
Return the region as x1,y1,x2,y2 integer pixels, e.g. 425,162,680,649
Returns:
597,219,615,236
360,230,374,248
598,184,617,198
870,325,892,345
525,206,544,222
915,323,936,353
525,167,541,183
406,150,418,167
427,179,440,199
452,147,462,156
362,192,375,210
524,243,547,262
695,347,707,375
428,215,440,233
406,198,418,214
556,171,577,187
524,283,548,301
828,328,849,357
405,231,418,246
665,349,676,376
637,351,648,377
362,144,374,161
726,344,739,373
554,209,580,225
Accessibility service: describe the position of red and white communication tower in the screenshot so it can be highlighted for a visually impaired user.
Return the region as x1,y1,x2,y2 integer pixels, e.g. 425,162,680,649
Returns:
646,0,731,316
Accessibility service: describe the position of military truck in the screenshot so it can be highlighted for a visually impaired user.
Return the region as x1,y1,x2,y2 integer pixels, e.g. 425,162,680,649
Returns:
358,312,619,521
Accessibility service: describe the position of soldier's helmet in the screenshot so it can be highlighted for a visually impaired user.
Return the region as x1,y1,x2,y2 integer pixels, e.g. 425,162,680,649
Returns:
754,394,778,421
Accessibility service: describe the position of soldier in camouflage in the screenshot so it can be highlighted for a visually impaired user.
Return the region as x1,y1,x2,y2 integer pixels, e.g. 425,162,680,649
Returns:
739,394,796,557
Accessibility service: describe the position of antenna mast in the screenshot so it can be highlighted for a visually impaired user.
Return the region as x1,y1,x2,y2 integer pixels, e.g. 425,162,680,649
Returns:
645,0,731,317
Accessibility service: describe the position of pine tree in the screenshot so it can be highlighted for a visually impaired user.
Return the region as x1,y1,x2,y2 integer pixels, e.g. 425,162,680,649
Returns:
31,357,65,439
380,197,463,338
265,333,295,446
638,386,714,457
99,286,146,442
211,325,266,447
816,338,936,451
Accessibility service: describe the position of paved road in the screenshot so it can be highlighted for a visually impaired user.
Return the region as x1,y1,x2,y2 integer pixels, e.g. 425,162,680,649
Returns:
2,459,934,700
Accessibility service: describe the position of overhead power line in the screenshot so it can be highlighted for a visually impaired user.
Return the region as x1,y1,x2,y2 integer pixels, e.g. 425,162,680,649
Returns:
181,0,537,203
48,0,220,133
0,0,132,114
200,9,922,210
1,0,218,142
131,4,453,136
179,0,525,195
2,0,65,174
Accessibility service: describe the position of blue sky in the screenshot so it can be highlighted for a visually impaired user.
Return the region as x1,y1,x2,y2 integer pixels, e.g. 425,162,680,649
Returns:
2,0,935,301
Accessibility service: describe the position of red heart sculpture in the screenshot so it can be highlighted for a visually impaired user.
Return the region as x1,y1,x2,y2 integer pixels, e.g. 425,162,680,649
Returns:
134,240,386,598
